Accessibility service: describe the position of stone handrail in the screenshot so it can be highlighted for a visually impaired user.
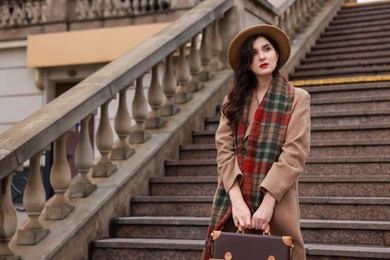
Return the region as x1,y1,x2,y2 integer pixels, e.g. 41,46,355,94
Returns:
0,0,233,257
0,0,337,258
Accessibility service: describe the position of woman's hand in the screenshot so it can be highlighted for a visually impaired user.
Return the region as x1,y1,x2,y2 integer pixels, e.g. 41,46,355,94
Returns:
229,180,252,229
252,191,276,230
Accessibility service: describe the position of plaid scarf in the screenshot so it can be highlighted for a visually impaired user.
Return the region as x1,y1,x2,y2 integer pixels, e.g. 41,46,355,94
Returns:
203,73,295,259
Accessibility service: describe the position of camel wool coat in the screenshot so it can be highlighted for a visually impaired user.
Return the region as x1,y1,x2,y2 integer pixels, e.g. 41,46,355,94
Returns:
214,86,311,260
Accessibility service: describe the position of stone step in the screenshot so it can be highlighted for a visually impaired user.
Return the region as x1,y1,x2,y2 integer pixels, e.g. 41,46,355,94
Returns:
310,99,390,112
204,116,219,131
90,238,390,260
325,18,390,35
290,64,390,80
192,130,215,144
193,124,390,143
305,243,390,260
302,219,390,247
298,42,390,58
329,12,390,27
110,216,209,240
179,139,390,159
310,109,390,126
300,197,390,221
333,3,390,22
338,2,390,15
311,124,390,141
301,49,390,63
302,81,390,100
130,196,390,221
312,36,390,51
165,159,217,177
165,156,390,177
295,57,390,71
317,29,390,45
149,175,390,198
90,219,390,259
109,216,390,247
305,156,390,176
89,238,203,260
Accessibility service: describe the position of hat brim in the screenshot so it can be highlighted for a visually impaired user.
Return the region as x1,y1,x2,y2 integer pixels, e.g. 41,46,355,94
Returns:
227,24,291,72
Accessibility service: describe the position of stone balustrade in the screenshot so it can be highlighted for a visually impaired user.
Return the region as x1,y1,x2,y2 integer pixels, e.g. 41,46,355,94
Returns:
0,0,332,258
0,0,199,29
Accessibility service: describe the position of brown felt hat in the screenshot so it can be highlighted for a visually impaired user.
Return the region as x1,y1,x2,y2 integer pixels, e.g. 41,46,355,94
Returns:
227,24,291,71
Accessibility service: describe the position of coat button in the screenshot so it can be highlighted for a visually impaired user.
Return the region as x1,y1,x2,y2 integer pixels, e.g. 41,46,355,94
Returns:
242,148,246,154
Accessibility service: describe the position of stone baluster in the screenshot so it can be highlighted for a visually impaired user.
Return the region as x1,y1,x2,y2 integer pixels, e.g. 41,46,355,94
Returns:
92,101,117,177
291,1,301,34
146,64,166,129
111,87,135,160
70,115,97,198
279,12,286,32
188,33,202,92
284,7,295,40
175,43,192,104
17,152,49,245
76,0,87,19
102,0,110,17
45,133,74,220
129,74,151,144
209,18,224,72
302,0,310,25
198,25,213,82
0,172,19,258
160,53,179,116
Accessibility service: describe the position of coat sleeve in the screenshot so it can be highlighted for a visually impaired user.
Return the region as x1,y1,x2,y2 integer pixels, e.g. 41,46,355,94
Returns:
260,87,311,202
215,96,243,192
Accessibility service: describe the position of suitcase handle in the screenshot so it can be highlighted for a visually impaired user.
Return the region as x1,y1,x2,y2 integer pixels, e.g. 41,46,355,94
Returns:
237,224,271,235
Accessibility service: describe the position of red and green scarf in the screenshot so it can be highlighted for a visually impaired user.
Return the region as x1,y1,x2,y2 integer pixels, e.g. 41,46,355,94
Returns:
203,73,295,259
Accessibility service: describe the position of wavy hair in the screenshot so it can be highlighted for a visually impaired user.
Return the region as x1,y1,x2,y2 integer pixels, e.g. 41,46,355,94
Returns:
222,34,282,126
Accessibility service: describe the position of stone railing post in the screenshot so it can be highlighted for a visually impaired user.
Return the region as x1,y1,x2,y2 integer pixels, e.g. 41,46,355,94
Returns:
70,115,97,198
129,74,151,144
209,18,224,72
0,172,19,258
111,87,135,160
188,33,202,92
92,100,117,177
160,53,179,116
146,64,166,129
45,133,74,220
175,43,192,104
17,151,49,245
198,25,213,82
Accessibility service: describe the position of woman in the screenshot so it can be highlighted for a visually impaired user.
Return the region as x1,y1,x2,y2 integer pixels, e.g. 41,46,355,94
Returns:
203,24,310,260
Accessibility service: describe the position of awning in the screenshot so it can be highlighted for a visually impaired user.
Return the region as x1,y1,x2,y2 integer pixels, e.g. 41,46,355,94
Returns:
27,22,170,68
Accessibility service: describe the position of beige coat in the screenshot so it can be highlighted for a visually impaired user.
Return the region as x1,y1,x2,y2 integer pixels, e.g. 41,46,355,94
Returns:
215,86,311,260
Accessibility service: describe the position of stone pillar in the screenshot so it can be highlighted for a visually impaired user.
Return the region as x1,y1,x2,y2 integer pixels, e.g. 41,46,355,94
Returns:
160,53,180,116
187,33,202,92
0,172,20,259
17,152,49,245
129,73,151,144
70,115,97,198
146,64,166,129
175,43,192,104
45,133,74,220
92,100,117,177
111,87,135,160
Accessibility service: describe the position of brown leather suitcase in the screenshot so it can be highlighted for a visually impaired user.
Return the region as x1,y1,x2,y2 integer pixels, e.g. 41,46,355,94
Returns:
209,227,293,260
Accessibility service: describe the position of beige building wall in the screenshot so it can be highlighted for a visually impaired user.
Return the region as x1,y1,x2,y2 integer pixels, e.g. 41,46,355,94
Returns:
0,41,43,133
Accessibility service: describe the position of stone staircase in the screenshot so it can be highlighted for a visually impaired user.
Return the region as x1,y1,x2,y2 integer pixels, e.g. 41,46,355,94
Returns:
89,2,390,259
289,1,390,80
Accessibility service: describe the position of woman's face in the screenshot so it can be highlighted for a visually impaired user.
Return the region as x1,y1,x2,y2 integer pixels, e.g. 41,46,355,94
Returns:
249,36,279,77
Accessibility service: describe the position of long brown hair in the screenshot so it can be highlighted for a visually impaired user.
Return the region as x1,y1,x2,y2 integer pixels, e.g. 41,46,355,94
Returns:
222,34,281,126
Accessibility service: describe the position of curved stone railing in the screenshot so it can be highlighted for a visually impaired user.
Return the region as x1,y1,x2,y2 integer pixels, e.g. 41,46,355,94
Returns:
0,0,336,258
0,0,199,29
